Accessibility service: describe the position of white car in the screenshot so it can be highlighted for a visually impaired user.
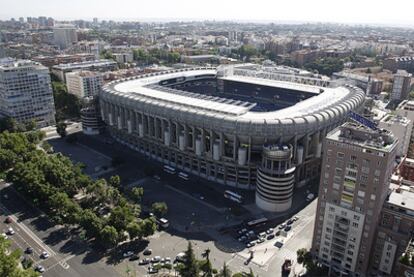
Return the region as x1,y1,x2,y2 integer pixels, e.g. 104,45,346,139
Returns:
306,193,315,201
7,227,15,235
41,251,50,259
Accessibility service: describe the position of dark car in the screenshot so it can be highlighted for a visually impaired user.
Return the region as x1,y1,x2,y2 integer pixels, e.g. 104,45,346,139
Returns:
267,234,275,240
129,254,140,261
25,247,34,254
284,225,292,232
275,230,281,236
4,216,12,224
143,249,152,255
286,219,294,225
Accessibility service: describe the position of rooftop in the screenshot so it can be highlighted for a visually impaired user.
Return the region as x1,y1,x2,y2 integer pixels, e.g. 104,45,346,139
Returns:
327,122,397,152
387,186,414,213
52,59,117,70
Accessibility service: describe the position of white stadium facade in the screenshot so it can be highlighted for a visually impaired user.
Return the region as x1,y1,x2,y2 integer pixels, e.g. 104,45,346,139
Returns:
99,65,366,212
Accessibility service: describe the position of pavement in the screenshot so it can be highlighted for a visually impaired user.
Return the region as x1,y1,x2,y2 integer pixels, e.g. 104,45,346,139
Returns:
0,130,318,277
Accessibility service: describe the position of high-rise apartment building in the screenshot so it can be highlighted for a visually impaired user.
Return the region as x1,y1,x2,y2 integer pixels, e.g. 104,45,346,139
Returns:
378,114,412,157
312,122,397,276
66,71,103,98
391,70,412,101
53,26,78,49
0,58,56,127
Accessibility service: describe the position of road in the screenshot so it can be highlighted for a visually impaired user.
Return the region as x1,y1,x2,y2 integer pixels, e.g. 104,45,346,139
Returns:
0,181,119,277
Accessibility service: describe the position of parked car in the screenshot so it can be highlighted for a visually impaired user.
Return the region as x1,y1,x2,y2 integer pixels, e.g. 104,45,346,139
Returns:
257,237,265,244
258,232,266,238
286,219,294,225
143,249,152,255
266,228,274,234
148,267,158,274
284,225,292,232
274,241,284,249
123,251,134,258
267,234,275,240
293,216,299,222
175,252,186,263
275,230,281,236
246,242,255,248
139,258,150,265
238,236,247,242
278,223,286,229
151,256,161,263
129,254,140,261
4,216,12,224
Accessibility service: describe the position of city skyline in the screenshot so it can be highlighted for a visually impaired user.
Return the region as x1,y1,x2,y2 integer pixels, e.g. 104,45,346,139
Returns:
1,0,414,27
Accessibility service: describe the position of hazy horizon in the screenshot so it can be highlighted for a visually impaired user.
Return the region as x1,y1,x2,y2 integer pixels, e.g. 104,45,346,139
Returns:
1,0,414,28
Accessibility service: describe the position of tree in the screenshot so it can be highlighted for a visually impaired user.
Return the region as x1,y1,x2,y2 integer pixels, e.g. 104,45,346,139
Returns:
52,81,82,121
217,262,231,277
99,225,119,249
127,221,142,240
56,121,67,138
108,175,121,188
25,120,37,131
130,187,144,203
179,242,200,277
296,248,307,264
80,209,103,239
151,201,168,217
140,217,157,237
200,248,213,276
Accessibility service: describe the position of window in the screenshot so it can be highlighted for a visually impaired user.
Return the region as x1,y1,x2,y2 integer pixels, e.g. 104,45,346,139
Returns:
337,152,345,159
370,194,376,201
350,155,357,161
352,222,359,228
357,191,365,198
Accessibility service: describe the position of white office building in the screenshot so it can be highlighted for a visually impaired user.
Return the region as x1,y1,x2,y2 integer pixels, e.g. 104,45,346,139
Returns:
53,26,78,49
0,58,56,127
66,71,103,98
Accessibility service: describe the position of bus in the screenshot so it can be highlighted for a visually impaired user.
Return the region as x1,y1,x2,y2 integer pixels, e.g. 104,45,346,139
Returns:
163,165,176,174
246,217,268,228
224,190,243,204
178,172,189,180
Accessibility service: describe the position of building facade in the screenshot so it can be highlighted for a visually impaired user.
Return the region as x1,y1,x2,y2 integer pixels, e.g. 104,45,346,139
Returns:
66,71,103,98
51,59,117,82
53,26,78,49
312,122,397,276
0,59,55,127
378,114,413,157
391,70,412,101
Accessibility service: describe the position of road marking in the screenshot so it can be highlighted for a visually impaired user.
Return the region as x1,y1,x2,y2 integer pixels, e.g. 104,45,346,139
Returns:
0,203,56,256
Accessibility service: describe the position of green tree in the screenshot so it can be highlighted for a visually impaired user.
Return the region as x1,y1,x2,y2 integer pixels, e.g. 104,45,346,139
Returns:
80,209,104,239
25,120,37,131
56,121,67,138
108,175,121,188
126,221,142,240
99,225,119,249
130,187,144,203
179,242,200,277
151,201,168,217
217,262,231,277
52,81,82,121
140,217,157,237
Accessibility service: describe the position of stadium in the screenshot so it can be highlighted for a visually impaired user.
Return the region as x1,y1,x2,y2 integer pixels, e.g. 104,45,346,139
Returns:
99,65,366,212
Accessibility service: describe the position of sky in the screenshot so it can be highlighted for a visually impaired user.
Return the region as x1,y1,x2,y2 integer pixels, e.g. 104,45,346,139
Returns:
1,0,414,27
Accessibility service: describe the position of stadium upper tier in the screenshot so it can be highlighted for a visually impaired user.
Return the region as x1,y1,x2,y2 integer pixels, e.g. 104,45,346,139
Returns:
102,67,365,140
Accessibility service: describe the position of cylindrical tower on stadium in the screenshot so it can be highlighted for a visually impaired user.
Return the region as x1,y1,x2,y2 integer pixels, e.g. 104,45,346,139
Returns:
80,97,103,135
256,144,295,212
